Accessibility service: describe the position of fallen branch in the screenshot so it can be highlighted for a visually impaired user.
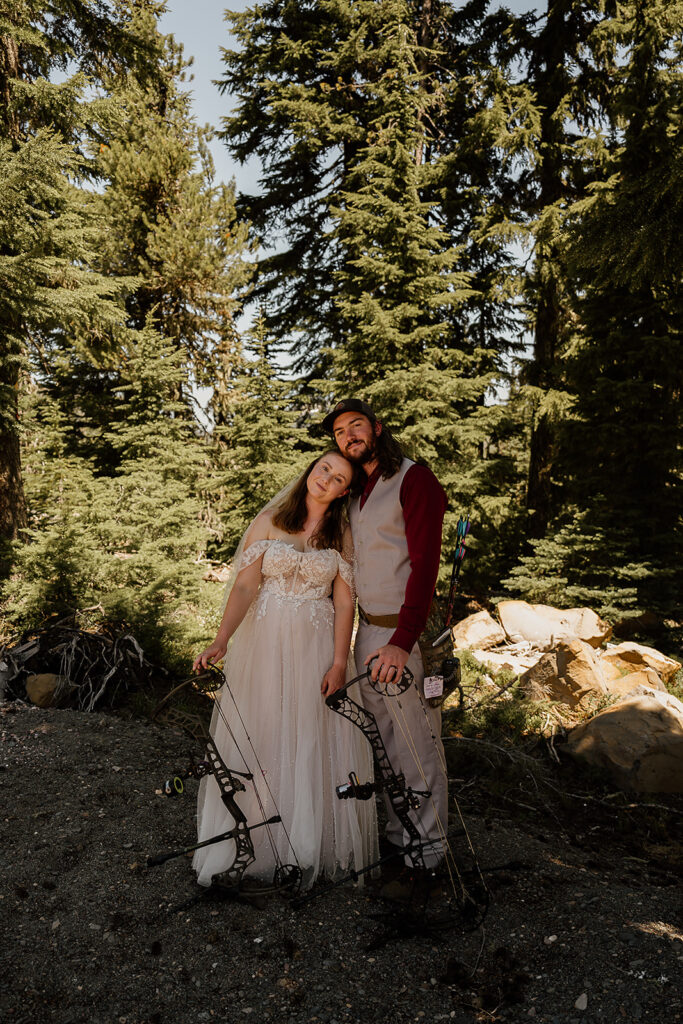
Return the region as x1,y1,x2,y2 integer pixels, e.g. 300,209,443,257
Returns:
458,675,518,712
0,619,170,711
541,781,678,815
443,735,543,765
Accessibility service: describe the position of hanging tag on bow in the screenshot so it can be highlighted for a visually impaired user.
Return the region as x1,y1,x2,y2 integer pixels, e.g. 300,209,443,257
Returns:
423,675,444,700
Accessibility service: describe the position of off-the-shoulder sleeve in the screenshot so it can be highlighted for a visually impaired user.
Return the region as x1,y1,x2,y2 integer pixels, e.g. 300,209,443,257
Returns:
336,534,355,601
235,539,272,574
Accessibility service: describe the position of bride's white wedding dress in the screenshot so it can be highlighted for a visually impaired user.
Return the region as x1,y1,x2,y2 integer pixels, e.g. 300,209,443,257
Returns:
193,539,378,890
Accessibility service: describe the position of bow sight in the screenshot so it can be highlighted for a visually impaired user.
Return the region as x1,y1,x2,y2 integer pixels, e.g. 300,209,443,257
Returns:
335,770,426,810
160,759,213,797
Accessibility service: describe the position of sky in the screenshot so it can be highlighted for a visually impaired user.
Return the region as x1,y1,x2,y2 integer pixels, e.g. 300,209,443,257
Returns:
159,1,252,191
159,1,543,193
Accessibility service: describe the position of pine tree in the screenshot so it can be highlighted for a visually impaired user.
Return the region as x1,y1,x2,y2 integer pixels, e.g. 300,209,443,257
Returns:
0,1,143,545
220,0,478,368
430,1,544,589
102,324,210,659
219,0,528,591
337,1,533,589
211,312,318,557
6,324,211,668
92,11,251,379
41,4,252,473
1,2,254,665
514,0,614,539
218,0,358,363
5,377,112,624
508,0,683,625
332,3,470,378
33,0,254,585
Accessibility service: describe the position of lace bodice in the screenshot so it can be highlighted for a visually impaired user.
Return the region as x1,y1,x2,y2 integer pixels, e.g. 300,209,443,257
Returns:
238,539,354,602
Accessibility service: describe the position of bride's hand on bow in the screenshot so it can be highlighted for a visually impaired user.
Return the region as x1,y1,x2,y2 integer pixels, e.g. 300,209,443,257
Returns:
321,663,346,698
193,640,227,674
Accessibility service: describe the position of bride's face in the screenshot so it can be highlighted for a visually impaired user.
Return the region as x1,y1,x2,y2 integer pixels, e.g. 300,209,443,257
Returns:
306,453,353,505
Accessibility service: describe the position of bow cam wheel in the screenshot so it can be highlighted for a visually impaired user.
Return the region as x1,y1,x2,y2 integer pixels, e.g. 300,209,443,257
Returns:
273,864,303,894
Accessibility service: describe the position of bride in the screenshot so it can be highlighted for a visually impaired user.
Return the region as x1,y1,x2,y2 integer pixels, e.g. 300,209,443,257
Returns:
192,451,377,890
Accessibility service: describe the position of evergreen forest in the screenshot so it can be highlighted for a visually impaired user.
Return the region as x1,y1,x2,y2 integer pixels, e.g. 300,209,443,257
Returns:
1,0,681,671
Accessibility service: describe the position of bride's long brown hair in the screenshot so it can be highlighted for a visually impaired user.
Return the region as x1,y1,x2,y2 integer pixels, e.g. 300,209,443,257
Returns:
272,452,359,552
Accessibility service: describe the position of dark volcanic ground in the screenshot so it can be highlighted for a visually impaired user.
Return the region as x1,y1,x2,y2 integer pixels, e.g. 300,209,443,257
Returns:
1,703,681,1024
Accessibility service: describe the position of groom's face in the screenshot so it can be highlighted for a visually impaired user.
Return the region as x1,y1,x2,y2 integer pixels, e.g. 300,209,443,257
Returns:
332,412,380,465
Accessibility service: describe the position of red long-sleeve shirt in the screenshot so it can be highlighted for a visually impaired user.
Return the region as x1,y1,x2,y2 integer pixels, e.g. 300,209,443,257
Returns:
358,463,448,653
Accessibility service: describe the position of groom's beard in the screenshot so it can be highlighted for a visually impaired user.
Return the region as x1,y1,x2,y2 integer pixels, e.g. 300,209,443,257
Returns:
344,439,376,465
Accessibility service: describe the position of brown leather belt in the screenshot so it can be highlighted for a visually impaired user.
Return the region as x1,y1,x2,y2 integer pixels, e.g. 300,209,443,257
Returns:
357,605,400,629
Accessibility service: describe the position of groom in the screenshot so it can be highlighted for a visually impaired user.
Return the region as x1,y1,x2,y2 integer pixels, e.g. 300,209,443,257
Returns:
322,398,449,897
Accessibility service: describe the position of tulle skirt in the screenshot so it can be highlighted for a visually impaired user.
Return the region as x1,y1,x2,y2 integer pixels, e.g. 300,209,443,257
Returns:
193,593,378,890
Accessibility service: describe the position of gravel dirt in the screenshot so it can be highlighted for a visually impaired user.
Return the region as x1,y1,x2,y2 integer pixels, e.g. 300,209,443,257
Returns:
1,702,681,1024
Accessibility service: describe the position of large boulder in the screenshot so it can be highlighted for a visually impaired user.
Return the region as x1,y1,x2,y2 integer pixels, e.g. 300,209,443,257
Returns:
565,690,683,793
599,642,681,685
497,601,612,649
520,638,608,707
451,610,506,651
25,673,67,708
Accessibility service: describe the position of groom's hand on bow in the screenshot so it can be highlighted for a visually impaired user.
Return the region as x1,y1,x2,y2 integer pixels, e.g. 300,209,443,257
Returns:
365,644,409,684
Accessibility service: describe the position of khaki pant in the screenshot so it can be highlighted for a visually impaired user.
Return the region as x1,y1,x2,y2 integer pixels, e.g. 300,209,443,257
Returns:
354,623,448,869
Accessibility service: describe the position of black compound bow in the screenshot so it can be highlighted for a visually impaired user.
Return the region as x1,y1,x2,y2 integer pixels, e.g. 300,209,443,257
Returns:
325,666,429,875
147,668,302,898
296,662,489,927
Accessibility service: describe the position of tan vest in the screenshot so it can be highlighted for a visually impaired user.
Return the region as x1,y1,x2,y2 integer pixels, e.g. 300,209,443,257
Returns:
349,458,414,615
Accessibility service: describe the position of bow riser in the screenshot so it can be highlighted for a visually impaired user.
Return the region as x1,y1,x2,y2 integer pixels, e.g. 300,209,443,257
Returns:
326,683,426,870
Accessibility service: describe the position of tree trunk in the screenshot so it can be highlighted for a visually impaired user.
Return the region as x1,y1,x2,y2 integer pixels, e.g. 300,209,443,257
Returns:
526,264,563,537
0,32,20,139
525,0,573,538
0,27,26,543
0,420,26,542
414,0,434,167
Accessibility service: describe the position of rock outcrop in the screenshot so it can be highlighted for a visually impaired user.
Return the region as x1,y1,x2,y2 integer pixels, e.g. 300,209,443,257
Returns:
451,610,506,651
496,601,612,649
602,668,667,699
520,639,609,707
456,601,678,718
599,642,681,685
565,689,683,793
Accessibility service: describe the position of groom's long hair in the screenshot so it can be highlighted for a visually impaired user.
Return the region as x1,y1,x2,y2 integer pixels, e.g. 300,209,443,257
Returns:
373,424,404,479
272,452,360,552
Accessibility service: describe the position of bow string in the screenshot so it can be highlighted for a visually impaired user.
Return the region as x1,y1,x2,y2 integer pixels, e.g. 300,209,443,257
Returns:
148,667,302,897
